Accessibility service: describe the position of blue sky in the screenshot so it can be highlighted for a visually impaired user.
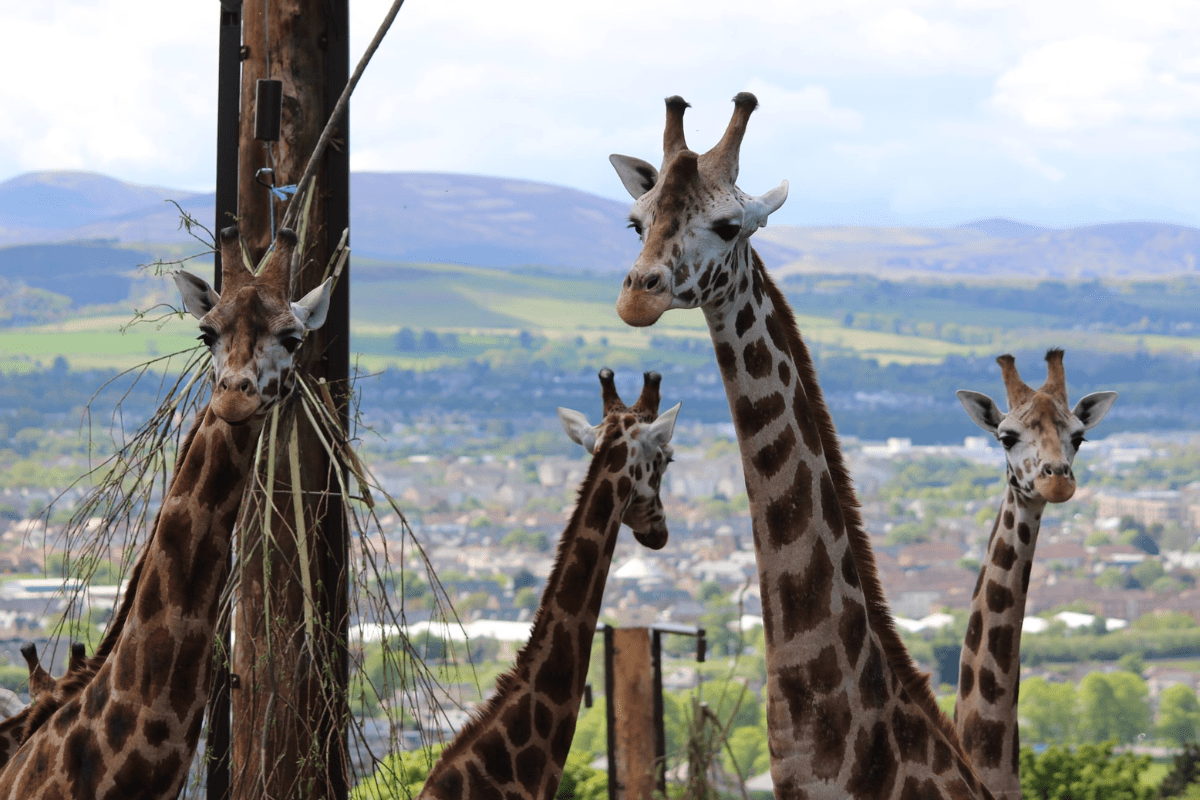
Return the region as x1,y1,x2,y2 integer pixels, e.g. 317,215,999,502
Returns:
5,0,1200,228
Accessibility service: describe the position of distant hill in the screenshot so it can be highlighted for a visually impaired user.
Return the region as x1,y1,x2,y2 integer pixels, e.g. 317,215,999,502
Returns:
1,170,1200,279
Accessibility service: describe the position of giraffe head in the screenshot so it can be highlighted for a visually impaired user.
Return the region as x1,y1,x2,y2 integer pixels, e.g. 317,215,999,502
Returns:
557,370,681,549
957,350,1117,503
174,226,332,423
610,93,789,326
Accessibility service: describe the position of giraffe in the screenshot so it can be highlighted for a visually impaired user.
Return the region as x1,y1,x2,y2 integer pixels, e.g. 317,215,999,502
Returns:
0,415,208,771
21,642,88,700
953,350,1116,799
418,369,681,800
0,224,332,799
0,643,86,766
611,93,994,799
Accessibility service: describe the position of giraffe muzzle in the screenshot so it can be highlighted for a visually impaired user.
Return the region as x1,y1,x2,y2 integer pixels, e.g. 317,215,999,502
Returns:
1035,465,1075,503
616,265,673,327
212,374,262,423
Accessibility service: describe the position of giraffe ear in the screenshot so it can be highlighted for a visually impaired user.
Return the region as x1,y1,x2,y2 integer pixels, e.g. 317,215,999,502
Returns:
557,407,598,453
744,180,789,232
956,390,1003,433
292,278,333,331
1073,391,1117,430
174,271,220,319
610,154,659,199
646,402,682,448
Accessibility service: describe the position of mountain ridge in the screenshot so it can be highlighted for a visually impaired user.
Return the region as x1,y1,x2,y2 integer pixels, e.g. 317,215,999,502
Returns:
1,170,1199,279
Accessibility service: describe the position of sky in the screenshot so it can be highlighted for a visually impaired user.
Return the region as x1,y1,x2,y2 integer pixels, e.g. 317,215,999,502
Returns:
4,0,1200,228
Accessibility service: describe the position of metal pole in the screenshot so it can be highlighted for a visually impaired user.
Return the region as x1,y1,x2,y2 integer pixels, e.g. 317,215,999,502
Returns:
206,3,241,797
603,625,617,800
320,2,350,795
651,630,666,798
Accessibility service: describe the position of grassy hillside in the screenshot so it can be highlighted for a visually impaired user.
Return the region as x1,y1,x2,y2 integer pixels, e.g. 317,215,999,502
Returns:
0,259,1198,375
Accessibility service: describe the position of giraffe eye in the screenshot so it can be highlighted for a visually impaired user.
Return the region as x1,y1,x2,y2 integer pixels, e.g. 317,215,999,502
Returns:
197,327,217,348
1071,434,1086,450
999,433,1019,450
280,334,303,354
627,219,644,237
713,222,741,242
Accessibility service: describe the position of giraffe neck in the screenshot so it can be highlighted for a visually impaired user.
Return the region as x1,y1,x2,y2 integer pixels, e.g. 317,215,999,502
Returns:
956,485,1044,800
703,249,986,798
421,440,631,800
0,405,261,799
12,414,207,755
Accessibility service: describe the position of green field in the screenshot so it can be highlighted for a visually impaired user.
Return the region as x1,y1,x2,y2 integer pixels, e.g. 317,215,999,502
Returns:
0,260,1198,373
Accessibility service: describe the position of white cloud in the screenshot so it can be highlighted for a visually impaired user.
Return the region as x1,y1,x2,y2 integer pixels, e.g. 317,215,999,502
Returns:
5,0,1200,225
992,37,1154,130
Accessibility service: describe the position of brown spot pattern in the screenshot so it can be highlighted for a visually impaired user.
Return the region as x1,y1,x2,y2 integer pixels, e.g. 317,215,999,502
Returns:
839,599,867,667
964,611,983,654
987,625,1015,673
847,720,898,799
811,691,852,779
978,668,1005,703
985,580,1015,614
778,538,833,640
751,426,796,480
764,460,813,549
744,339,774,379
990,539,1017,570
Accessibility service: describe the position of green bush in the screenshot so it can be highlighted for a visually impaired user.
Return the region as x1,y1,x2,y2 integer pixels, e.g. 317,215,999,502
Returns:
1020,741,1154,800
1159,742,1200,798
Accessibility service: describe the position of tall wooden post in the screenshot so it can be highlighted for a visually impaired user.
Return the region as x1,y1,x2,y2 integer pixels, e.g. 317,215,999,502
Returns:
607,628,659,800
231,1,350,799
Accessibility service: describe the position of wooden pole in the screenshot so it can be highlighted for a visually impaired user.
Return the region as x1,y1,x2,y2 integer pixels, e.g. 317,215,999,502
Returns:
610,628,659,800
231,1,349,798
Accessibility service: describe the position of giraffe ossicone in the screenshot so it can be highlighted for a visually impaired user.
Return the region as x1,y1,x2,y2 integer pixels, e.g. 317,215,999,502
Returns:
418,370,679,800
953,350,1115,799
611,93,997,799
0,224,331,800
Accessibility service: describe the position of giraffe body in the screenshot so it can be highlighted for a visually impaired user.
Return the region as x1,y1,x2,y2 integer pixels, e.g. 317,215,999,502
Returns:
419,370,680,800
0,226,332,799
954,351,1116,799
611,93,992,799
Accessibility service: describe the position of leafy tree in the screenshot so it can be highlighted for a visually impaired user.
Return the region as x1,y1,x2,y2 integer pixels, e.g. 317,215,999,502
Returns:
1019,676,1078,744
351,745,444,800
1158,685,1200,747
1020,741,1154,800
1118,652,1145,677
1130,559,1166,590
885,521,930,545
1159,742,1200,798
571,699,607,757
1095,567,1127,589
722,725,770,779
501,528,549,552
1079,672,1151,744
557,751,607,800
513,587,539,613
512,568,539,591
1133,612,1198,633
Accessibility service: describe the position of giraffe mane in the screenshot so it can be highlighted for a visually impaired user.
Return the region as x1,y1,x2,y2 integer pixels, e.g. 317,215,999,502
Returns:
20,409,207,742
758,255,967,756
429,433,616,765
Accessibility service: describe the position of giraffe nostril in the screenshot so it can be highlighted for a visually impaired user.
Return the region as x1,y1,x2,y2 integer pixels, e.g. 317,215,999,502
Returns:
624,275,633,289
645,274,660,291
1042,464,1054,477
